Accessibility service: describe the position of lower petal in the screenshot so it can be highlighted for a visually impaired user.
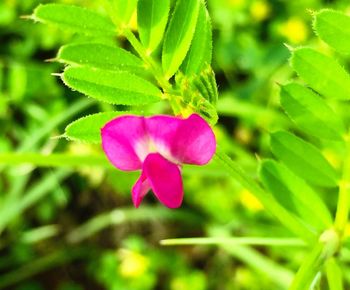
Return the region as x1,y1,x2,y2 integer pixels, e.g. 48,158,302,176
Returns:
132,171,151,208
143,153,184,208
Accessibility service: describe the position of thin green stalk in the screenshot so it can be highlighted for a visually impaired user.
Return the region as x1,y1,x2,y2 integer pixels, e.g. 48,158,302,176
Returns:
214,146,316,243
326,258,343,290
289,243,324,290
161,237,306,247
0,169,70,233
122,28,172,91
335,134,350,236
0,153,112,168
289,229,340,290
222,243,293,288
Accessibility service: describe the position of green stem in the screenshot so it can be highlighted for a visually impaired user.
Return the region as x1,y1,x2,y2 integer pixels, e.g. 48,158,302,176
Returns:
161,237,306,247
214,146,316,243
289,229,340,290
0,169,70,233
0,153,112,168
335,134,350,236
289,243,324,290
326,258,343,290
122,28,172,93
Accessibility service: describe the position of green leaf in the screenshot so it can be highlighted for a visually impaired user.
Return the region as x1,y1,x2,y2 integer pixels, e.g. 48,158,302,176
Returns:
270,131,338,187
260,159,333,230
108,0,137,26
61,66,162,105
32,4,116,37
314,9,350,54
137,0,170,53
57,43,143,71
280,83,345,140
181,2,212,75
162,0,200,79
290,47,350,100
65,112,126,143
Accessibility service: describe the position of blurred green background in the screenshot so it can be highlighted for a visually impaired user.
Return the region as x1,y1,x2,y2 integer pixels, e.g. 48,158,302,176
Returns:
1,0,350,289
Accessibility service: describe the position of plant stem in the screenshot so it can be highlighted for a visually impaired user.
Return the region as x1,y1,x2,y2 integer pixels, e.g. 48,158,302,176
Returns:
335,134,350,236
289,242,324,290
326,258,343,290
121,28,172,93
214,146,316,243
289,228,340,290
161,237,306,247
0,153,112,168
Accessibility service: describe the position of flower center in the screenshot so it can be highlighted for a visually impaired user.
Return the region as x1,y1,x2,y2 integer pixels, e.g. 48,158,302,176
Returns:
135,137,180,165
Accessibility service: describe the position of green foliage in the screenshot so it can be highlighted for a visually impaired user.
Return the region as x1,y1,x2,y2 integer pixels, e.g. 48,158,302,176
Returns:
181,1,212,75
57,43,143,71
65,112,127,143
260,159,332,230
137,0,170,53
290,47,350,100
270,131,338,187
33,4,115,36
280,83,345,140
108,0,137,26
61,66,162,105
314,9,350,54
162,0,200,79
3,0,350,289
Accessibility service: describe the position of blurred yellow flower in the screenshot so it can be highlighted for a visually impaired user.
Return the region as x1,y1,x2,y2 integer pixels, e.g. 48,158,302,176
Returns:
239,189,264,211
279,17,309,44
118,249,149,278
250,0,271,22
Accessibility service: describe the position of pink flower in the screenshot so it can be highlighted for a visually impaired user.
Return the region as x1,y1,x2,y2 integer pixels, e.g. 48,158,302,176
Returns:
101,114,216,208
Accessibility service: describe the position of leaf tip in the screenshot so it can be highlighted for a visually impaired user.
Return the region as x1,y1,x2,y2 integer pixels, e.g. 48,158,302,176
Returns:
20,14,35,20
45,58,57,63
51,72,63,77
283,43,295,52
306,9,316,16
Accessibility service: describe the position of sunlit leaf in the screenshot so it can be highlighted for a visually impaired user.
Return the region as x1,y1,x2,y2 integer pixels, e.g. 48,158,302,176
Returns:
270,131,338,187
260,159,333,230
57,43,143,71
181,1,212,75
290,47,350,100
280,83,345,141
162,0,200,79
314,9,350,54
61,66,162,105
65,112,126,143
137,0,170,53
33,4,116,36
108,0,137,26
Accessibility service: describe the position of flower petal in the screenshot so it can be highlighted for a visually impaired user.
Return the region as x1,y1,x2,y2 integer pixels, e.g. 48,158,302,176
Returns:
131,170,151,208
143,153,183,208
146,114,216,165
172,114,216,165
101,115,146,171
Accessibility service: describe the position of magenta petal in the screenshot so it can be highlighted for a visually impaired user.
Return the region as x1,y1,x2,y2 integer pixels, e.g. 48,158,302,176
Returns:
172,114,216,165
132,170,151,208
143,153,184,208
101,115,146,171
146,114,216,165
